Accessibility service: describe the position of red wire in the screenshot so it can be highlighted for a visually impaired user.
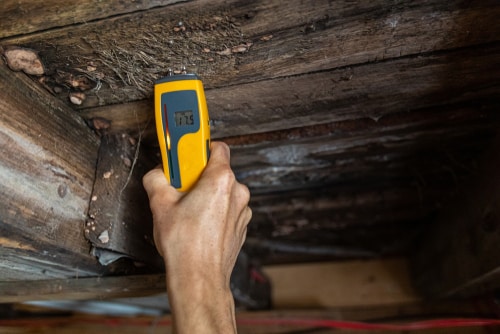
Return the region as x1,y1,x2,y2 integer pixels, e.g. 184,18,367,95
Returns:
1,316,500,330
235,317,500,330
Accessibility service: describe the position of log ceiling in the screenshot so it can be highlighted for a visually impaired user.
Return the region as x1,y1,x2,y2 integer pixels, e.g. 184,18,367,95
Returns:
1,0,500,284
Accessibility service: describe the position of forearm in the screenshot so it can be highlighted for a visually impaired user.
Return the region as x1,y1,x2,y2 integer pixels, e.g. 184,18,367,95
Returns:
143,142,250,334
167,273,237,333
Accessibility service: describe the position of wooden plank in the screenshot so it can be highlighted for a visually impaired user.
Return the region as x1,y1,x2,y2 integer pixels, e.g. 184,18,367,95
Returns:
238,101,498,247
0,229,106,281
413,135,500,297
0,274,167,303
0,63,103,280
264,259,420,309
232,103,499,191
2,0,499,108
0,258,416,306
80,43,500,141
85,133,161,266
0,0,186,38
82,103,500,262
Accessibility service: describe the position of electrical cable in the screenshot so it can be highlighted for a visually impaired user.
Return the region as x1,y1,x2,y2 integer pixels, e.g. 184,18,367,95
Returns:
235,317,500,330
1,316,500,330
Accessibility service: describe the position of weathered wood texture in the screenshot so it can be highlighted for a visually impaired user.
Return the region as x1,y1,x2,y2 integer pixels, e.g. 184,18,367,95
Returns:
235,100,498,258
80,43,500,141
1,0,499,109
413,136,500,298
0,63,104,280
0,0,185,38
0,258,416,305
85,133,160,266
0,0,500,294
0,274,166,303
81,47,500,262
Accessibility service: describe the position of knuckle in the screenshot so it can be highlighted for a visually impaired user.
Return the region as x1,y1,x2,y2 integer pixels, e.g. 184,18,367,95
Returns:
238,183,251,204
216,166,236,189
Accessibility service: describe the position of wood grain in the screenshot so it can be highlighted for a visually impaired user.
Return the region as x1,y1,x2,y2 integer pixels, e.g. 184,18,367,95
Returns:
81,102,500,262
2,0,499,108
0,0,186,38
0,63,103,280
80,43,500,141
0,274,166,303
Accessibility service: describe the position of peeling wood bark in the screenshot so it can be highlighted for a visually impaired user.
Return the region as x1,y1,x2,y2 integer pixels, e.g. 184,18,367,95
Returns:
85,133,161,267
0,63,104,280
0,0,186,38
1,0,499,108
412,135,500,297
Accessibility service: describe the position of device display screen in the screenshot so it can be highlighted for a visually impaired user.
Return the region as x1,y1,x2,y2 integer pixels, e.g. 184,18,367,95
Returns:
175,110,194,126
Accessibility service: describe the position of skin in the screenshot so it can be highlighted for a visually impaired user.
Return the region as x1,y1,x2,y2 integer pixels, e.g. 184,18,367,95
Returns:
143,141,252,333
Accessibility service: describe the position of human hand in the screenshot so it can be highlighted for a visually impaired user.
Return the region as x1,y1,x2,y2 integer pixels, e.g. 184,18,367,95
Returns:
143,141,251,333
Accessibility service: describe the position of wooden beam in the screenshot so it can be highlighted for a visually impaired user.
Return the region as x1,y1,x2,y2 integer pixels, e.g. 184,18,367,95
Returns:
0,274,167,303
2,0,499,108
0,0,186,38
80,43,500,141
0,258,416,306
81,102,500,262
0,62,103,280
232,102,499,191
234,101,498,255
413,135,500,297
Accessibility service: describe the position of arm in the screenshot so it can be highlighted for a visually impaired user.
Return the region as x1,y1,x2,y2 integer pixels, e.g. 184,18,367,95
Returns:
143,141,252,333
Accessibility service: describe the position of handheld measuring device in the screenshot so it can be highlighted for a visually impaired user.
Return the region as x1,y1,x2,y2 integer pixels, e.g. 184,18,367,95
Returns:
154,74,210,192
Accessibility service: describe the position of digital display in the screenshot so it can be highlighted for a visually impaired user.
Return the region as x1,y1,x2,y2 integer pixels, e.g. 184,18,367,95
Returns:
175,110,194,126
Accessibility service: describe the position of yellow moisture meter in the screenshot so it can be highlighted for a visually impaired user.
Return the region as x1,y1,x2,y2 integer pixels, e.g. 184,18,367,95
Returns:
154,74,210,192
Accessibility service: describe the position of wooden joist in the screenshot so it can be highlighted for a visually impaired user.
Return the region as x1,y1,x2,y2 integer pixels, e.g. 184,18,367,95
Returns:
1,0,499,109
77,43,500,143
231,102,499,191
82,103,500,261
0,258,415,305
0,63,103,280
0,274,166,303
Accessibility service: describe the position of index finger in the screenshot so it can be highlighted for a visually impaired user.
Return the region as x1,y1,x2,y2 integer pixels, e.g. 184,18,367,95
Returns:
143,166,183,203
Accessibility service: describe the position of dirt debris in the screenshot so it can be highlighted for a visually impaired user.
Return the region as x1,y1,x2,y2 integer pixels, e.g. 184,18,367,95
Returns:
98,230,109,244
2,46,45,75
86,117,111,136
69,91,86,105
